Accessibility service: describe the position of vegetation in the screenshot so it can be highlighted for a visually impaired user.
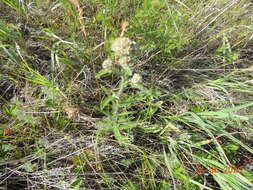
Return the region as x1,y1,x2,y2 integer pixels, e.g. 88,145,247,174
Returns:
0,0,253,189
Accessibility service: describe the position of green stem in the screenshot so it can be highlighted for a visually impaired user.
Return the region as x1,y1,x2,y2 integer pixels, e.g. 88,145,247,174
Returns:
113,76,126,116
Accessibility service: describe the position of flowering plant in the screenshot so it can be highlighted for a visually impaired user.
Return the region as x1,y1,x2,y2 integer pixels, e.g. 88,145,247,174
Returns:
96,30,161,145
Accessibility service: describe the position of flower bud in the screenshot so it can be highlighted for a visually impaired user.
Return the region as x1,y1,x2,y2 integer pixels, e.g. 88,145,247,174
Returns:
130,73,142,84
102,58,113,69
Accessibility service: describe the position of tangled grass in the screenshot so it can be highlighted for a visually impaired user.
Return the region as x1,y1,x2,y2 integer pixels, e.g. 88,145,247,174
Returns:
0,0,253,189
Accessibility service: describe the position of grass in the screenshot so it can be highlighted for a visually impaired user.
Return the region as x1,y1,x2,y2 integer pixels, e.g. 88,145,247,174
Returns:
0,0,253,189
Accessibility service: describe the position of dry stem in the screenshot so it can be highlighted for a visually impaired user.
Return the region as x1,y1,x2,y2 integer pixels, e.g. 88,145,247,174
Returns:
68,0,87,37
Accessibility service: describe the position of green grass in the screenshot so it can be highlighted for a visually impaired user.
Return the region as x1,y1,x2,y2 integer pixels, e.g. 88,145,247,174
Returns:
0,0,253,189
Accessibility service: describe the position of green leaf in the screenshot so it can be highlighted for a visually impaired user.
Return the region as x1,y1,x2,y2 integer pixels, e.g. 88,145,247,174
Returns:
96,69,112,78
100,96,115,110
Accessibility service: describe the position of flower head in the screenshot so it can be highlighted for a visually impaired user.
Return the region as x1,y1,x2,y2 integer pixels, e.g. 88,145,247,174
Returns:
102,58,113,69
130,73,142,84
111,37,132,56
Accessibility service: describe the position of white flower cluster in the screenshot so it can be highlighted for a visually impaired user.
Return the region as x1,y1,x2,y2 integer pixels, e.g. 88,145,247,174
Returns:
102,58,113,70
102,37,133,70
111,37,132,56
101,37,142,85
130,73,142,84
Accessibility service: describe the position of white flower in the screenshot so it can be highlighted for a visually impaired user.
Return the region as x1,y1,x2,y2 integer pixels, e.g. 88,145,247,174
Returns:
130,73,142,84
118,56,130,65
111,37,132,56
102,58,113,69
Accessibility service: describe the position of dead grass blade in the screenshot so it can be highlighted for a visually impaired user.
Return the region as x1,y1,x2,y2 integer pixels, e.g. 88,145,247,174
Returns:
67,0,87,37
